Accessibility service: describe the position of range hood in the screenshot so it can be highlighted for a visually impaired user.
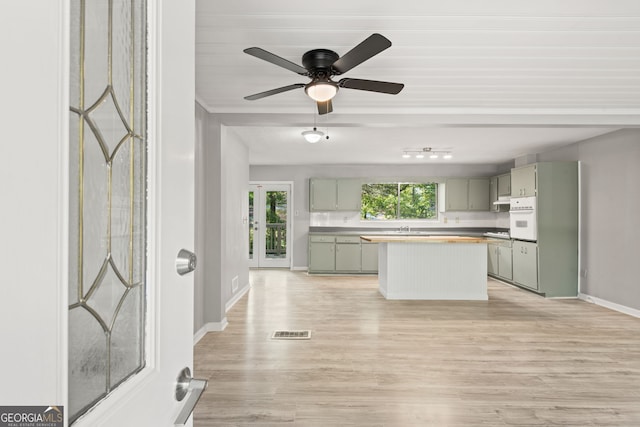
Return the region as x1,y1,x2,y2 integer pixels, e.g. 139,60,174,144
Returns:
493,196,511,205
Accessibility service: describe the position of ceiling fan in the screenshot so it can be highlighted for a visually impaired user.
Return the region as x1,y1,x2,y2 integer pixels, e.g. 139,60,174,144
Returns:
243,33,404,115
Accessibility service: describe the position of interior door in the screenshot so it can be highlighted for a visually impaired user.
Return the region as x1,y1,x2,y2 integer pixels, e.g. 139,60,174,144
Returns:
68,0,198,426
248,183,292,268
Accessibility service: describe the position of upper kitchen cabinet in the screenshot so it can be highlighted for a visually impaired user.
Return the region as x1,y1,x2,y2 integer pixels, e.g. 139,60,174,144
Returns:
511,164,536,197
336,179,362,211
444,178,468,211
468,178,490,211
497,173,511,197
444,178,490,211
491,173,511,212
309,179,337,211
310,178,362,211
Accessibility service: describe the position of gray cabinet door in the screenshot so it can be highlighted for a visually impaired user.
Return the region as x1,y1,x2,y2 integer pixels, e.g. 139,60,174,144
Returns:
310,179,337,211
468,178,490,211
497,173,511,196
309,242,335,271
490,177,499,212
335,243,361,271
487,243,498,275
498,246,513,280
445,178,468,211
511,164,536,197
361,242,378,272
513,241,538,289
336,179,362,211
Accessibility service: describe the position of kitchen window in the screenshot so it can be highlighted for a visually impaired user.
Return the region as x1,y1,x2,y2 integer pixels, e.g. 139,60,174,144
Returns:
361,183,438,220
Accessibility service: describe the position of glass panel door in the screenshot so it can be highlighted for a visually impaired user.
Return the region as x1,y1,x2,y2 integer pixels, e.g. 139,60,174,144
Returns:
248,186,257,267
248,183,291,268
68,0,147,422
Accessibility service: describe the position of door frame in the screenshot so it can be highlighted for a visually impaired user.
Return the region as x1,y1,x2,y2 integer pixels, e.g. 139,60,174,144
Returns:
248,181,294,269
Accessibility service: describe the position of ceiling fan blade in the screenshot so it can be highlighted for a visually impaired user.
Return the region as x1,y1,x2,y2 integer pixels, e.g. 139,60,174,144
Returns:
243,47,308,75
338,78,404,94
244,84,305,101
332,33,392,74
317,99,333,115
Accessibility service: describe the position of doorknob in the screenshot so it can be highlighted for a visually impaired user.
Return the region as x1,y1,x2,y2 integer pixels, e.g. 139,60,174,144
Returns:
176,249,197,276
175,367,208,426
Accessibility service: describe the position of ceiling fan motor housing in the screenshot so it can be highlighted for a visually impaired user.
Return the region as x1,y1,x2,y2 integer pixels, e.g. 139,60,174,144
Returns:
302,49,340,76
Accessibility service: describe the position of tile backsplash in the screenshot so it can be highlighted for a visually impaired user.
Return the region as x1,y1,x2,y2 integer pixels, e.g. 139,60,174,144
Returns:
310,211,510,229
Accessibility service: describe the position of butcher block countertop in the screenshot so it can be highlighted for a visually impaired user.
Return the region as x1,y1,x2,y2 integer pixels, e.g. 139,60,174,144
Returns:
360,235,491,244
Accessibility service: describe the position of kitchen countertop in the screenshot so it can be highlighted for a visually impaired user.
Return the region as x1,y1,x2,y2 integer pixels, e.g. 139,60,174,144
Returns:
309,227,506,237
360,235,492,244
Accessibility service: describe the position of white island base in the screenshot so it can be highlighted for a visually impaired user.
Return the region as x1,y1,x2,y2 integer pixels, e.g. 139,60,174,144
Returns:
376,241,488,300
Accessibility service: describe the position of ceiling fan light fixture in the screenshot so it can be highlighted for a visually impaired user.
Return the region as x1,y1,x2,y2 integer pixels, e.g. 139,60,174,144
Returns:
402,152,411,159
305,81,338,102
302,127,324,143
443,153,453,159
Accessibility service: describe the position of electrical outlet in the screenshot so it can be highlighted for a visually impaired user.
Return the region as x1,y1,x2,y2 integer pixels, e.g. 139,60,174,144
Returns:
443,217,448,224
580,269,588,278
455,217,460,223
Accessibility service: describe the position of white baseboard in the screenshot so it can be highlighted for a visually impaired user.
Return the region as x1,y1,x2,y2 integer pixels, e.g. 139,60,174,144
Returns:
193,318,228,345
225,282,250,312
291,266,308,271
578,293,640,318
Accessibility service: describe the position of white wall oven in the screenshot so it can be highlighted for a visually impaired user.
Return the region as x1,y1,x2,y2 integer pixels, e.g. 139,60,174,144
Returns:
510,196,537,241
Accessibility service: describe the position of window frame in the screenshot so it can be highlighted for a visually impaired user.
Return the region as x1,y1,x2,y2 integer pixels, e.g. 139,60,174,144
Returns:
360,181,439,221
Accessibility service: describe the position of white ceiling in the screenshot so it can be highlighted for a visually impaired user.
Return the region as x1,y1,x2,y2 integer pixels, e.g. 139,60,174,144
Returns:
195,0,640,165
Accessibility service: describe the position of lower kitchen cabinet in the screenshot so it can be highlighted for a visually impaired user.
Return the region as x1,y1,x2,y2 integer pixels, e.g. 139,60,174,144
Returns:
487,240,512,281
488,243,499,275
308,234,379,274
308,236,335,272
361,242,379,272
512,240,538,290
498,245,513,280
335,236,361,272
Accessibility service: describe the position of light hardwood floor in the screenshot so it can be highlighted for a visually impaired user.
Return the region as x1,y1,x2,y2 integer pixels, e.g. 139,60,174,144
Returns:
194,270,640,426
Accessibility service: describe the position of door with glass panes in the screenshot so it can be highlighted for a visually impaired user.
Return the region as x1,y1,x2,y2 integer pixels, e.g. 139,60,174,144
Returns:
249,183,292,268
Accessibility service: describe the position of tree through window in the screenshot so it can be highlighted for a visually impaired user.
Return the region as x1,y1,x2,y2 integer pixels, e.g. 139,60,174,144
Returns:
361,183,437,220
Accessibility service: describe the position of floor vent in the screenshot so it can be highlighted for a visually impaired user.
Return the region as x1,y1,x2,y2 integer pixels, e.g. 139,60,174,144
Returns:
271,330,311,340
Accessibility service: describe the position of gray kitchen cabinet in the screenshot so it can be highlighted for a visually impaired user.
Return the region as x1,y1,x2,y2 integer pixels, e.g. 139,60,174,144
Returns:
308,235,336,272
444,178,469,211
336,179,362,211
487,240,512,280
309,178,361,211
445,178,490,211
487,243,499,275
468,178,490,211
512,240,538,290
335,236,361,272
497,173,511,196
511,164,536,197
361,242,379,272
498,245,513,280
310,179,337,211
489,177,499,212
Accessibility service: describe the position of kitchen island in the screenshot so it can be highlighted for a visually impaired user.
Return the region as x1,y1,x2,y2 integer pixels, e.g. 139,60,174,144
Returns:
360,235,490,300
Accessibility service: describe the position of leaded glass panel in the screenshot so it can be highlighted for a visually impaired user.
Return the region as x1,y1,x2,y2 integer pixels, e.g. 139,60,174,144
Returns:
68,0,147,423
